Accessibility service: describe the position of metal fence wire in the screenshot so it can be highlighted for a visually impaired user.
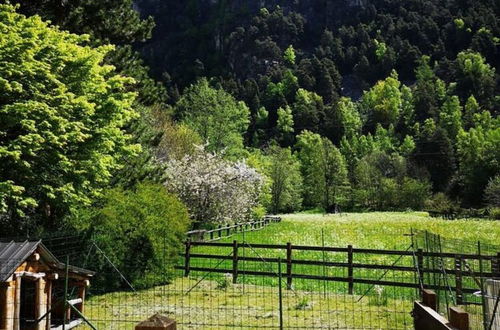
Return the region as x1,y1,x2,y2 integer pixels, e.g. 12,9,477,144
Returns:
412,229,500,330
1,228,499,329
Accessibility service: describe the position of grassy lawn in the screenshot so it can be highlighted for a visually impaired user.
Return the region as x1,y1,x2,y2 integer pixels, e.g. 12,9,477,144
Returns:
85,277,414,329
222,212,500,249
84,212,498,329
188,212,499,298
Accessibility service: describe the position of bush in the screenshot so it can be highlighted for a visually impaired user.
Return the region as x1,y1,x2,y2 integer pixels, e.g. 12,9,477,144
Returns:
399,178,431,210
68,183,190,290
490,208,500,220
485,175,500,208
425,193,458,214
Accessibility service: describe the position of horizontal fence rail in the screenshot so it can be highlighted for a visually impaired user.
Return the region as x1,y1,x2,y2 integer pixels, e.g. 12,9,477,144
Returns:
186,216,281,241
177,241,500,298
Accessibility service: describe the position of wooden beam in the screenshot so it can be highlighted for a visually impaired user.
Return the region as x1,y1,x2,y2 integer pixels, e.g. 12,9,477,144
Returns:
46,280,52,330
46,273,59,280
67,298,83,306
13,276,21,330
422,289,437,311
413,301,453,330
15,271,46,279
50,318,83,330
77,286,86,314
449,307,469,330
36,278,48,330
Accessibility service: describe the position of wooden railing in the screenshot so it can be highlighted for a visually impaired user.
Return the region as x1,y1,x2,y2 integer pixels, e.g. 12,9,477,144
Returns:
178,240,500,297
186,216,281,242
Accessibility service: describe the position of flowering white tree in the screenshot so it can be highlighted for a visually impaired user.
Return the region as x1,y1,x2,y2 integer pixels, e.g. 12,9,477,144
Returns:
164,146,263,227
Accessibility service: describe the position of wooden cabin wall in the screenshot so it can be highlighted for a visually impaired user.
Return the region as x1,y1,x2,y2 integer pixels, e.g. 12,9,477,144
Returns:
0,279,15,330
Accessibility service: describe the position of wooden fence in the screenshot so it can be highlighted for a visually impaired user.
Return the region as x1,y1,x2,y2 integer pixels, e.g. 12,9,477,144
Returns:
186,216,281,242
178,241,500,297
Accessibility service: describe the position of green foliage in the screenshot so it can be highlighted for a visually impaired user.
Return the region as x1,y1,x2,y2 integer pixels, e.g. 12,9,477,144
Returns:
277,106,294,133
13,0,166,105
13,0,154,44
399,178,432,210
292,89,325,133
413,56,446,120
175,78,250,158
156,117,202,162
484,176,500,208
296,131,350,209
457,123,500,206
361,71,402,128
68,183,190,289
0,5,137,232
284,45,296,65
265,145,303,213
439,95,462,140
425,193,458,214
352,152,429,211
454,51,496,109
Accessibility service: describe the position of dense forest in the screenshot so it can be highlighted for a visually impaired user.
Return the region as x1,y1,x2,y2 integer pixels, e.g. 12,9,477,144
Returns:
0,0,499,286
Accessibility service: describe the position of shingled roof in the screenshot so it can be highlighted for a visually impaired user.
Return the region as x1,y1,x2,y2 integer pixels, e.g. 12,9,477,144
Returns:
0,240,94,282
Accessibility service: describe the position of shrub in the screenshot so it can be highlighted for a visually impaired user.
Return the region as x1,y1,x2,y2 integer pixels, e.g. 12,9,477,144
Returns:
68,183,190,290
425,193,457,214
490,208,500,220
484,175,500,207
399,178,431,210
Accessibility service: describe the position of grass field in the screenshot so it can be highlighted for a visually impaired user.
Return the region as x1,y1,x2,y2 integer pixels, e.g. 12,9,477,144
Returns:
219,212,500,249
85,212,499,329
187,212,499,307
85,277,415,329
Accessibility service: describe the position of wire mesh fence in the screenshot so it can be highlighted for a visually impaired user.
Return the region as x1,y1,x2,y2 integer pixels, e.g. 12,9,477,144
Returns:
1,227,499,329
412,229,500,330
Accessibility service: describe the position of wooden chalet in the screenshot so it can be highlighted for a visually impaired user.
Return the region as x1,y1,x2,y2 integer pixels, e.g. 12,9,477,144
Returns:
0,240,94,330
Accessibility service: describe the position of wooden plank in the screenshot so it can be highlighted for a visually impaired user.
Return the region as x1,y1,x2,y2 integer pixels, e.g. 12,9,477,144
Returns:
35,278,48,330
14,276,20,330
455,255,463,305
413,301,453,330
50,318,82,330
348,245,354,294
422,289,437,311
286,243,292,289
67,298,83,306
418,249,424,288
176,266,482,293
232,241,238,284
184,241,191,277
188,241,497,260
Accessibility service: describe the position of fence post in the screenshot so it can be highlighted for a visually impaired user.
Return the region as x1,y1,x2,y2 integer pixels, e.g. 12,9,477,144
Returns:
422,289,437,311
278,258,284,330
218,225,222,239
449,307,469,330
210,231,214,240
348,245,354,294
454,255,463,305
232,240,238,284
184,241,191,277
417,248,424,288
286,242,293,290
492,252,500,278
